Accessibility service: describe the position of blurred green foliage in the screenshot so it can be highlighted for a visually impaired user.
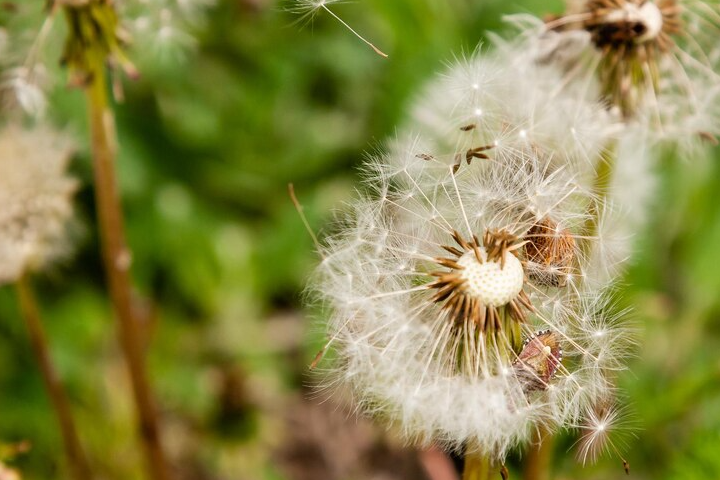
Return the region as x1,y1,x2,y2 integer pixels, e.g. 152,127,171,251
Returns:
1,0,720,479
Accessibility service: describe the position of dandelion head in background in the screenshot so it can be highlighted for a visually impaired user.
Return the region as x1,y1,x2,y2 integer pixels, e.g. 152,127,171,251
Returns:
573,0,680,113
126,0,216,64
0,123,77,284
545,0,720,146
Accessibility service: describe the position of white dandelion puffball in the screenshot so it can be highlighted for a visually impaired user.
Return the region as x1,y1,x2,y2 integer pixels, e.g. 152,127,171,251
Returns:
314,120,629,457
0,123,77,284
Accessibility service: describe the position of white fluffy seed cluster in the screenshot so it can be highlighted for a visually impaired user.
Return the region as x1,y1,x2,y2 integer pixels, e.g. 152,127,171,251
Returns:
312,47,635,458
0,123,77,284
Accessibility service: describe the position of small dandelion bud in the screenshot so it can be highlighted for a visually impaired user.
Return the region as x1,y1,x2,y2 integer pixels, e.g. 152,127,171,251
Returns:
524,218,576,287
0,123,77,284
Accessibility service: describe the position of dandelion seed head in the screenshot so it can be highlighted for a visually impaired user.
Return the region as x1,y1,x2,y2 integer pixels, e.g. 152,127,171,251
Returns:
0,123,77,284
310,44,633,461
312,154,624,457
535,0,720,150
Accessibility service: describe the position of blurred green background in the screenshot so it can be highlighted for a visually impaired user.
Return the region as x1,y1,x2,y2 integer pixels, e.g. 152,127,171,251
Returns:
2,0,720,479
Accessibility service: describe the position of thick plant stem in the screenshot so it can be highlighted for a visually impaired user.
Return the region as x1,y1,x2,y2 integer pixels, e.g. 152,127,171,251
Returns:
462,450,493,480
86,65,171,480
523,427,553,480
16,274,93,480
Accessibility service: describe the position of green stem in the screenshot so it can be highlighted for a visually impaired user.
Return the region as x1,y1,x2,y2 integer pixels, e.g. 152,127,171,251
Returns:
583,143,618,244
86,63,171,480
463,450,493,480
523,427,553,480
16,274,94,480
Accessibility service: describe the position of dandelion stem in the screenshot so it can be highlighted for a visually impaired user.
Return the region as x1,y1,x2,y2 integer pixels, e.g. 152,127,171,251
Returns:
583,143,618,243
462,450,493,480
523,427,553,480
86,61,171,480
16,274,93,480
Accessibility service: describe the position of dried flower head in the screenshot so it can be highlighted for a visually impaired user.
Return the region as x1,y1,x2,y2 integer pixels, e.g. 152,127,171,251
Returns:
512,330,564,394
0,123,77,284
525,218,577,287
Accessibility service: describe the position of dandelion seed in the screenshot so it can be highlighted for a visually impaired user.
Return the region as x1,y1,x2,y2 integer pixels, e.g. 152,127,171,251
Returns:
291,0,388,58
575,398,635,472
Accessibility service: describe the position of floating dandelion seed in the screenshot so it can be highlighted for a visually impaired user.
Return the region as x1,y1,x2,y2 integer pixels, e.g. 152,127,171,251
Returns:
575,399,635,474
290,0,388,58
